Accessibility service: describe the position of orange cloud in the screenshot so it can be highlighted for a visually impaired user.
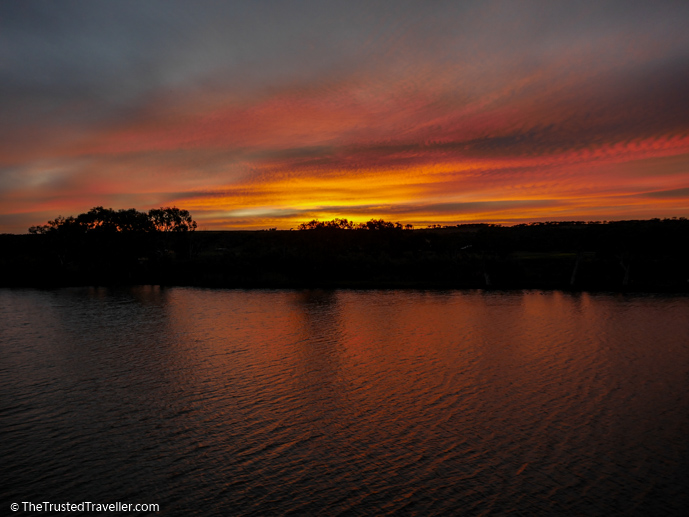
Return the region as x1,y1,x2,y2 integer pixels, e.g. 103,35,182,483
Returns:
3,43,689,233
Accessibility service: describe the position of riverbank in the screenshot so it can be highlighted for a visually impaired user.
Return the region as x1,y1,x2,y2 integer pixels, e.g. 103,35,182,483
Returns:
2,219,687,292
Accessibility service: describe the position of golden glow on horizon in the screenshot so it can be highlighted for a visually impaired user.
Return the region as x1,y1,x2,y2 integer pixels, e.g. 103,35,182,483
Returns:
3,64,689,232
3,2,689,234
158,131,689,230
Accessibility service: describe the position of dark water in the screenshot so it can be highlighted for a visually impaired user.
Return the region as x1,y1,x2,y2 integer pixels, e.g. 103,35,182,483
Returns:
1,287,688,516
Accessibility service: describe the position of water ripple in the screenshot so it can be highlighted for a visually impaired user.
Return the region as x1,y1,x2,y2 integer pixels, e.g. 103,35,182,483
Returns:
1,288,689,515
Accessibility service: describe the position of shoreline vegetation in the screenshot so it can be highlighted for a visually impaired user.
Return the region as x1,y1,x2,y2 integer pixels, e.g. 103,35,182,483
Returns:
1,208,688,292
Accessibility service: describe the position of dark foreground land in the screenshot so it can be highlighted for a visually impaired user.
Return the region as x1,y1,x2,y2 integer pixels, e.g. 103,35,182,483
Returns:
1,219,688,291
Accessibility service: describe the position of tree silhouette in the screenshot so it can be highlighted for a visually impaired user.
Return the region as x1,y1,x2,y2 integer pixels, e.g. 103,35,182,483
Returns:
297,218,356,230
297,218,403,231
358,219,402,231
148,207,197,232
29,206,196,234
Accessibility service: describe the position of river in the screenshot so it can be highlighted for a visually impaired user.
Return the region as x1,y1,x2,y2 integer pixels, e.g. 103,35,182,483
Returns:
1,287,688,515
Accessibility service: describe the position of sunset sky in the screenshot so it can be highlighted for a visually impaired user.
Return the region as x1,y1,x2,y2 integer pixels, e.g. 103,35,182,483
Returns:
2,0,688,233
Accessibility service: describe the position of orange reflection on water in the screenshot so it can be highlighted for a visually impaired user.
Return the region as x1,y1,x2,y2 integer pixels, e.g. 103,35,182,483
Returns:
4,287,689,514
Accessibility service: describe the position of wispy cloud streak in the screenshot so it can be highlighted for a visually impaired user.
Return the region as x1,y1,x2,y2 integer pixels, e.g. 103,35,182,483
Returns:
1,1,688,232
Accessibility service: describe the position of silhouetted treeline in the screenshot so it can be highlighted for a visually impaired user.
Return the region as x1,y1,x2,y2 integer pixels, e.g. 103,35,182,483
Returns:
298,218,411,231
1,217,688,291
29,206,197,234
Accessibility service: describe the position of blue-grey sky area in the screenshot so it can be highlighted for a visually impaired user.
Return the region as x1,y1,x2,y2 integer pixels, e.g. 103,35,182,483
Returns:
2,0,689,232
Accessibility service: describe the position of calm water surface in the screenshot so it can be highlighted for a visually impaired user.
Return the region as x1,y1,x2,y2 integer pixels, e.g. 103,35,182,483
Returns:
1,287,688,516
